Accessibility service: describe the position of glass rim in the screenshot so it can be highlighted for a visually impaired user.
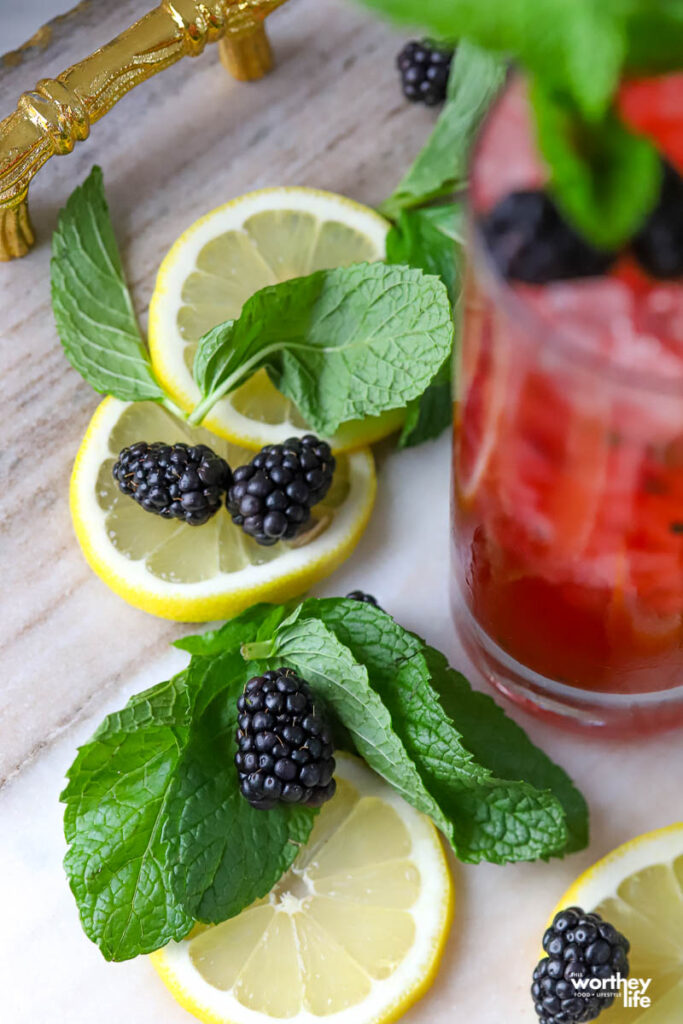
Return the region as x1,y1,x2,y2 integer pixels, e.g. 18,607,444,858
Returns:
468,76,683,399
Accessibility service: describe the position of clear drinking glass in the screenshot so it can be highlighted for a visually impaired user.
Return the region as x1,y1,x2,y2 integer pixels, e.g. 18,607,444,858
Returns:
451,76,683,734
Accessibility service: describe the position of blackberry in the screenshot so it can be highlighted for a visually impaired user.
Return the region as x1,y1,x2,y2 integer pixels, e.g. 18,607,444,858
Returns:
235,669,336,810
480,191,616,284
112,441,232,526
397,39,453,106
532,906,630,1024
227,435,336,546
346,590,381,608
633,161,683,278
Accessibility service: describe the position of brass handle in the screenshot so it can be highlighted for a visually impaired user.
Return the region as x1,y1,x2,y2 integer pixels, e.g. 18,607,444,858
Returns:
0,0,287,261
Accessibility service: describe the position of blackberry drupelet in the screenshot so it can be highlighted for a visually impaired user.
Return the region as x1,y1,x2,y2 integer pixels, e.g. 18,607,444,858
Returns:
112,441,232,526
532,906,630,1024
397,40,453,106
480,191,616,284
633,161,683,278
227,435,336,546
346,590,381,608
235,669,336,810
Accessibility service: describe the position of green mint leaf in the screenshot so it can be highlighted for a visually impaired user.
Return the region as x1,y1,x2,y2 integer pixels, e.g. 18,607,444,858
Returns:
265,617,453,836
61,672,194,961
51,166,166,404
294,600,573,863
62,634,315,957
385,204,464,304
622,2,683,74
174,602,292,657
397,357,452,448
385,204,462,446
424,644,588,855
531,78,662,248
357,0,623,119
190,263,453,435
381,42,505,218
163,654,317,923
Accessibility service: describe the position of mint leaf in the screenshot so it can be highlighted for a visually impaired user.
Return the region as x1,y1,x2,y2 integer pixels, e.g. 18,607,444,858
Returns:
163,654,317,923
623,2,683,74
424,644,589,855
190,262,453,435
381,42,505,218
385,204,463,304
263,616,453,836
293,600,574,863
62,634,316,958
398,358,452,448
531,79,661,248
385,204,462,446
174,602,292,657
51,166,167,404
61,672,194,961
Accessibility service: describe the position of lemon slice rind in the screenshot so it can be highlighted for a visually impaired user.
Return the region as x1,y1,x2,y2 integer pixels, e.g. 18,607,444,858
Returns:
70,397,376,621
557,823,683,911
549,823,683,1023
151,753,453,1024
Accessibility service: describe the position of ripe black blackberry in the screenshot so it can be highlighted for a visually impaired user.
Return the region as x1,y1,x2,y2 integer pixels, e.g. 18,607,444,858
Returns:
532,906,630,1024
633,161,683,278
112,441,232,526
235,669,336,810
480,191,615,284
397,40,453,106
346,590,381,608
227,435,335,546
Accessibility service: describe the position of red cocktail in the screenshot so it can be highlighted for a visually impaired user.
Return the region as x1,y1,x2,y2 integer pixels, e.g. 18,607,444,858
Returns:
452,75,683,734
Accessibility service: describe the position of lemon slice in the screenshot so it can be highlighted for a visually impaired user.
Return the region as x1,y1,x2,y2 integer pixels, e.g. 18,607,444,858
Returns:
148,186,404,452
70,397,375,621
551,823,683,1022
151,753,453,1024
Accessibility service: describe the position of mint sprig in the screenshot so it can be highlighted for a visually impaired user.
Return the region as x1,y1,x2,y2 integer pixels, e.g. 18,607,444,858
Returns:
62,610,317,961
357,0,673,247
63,599,588,960
51,167,172,407
51,168,454,443
285,599,583,860
381,41,505,219
531,78,662,249
385,204,463,446
189,262,454,435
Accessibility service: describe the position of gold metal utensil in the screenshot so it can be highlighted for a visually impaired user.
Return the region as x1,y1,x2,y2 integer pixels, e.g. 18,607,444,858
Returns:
0,0,288,261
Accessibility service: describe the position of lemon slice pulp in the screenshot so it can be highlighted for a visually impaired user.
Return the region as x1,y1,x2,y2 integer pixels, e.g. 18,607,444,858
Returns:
152,753,453,1024
148,187,403,452
552,823,683,1022
70,397,375,621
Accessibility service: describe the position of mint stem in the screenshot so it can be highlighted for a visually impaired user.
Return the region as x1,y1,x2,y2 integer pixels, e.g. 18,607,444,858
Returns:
241,640,274,661
188,343,284,426
158,395,189,420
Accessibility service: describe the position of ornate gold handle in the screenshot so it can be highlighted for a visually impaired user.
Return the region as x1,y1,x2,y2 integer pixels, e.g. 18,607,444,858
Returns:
0,0,288,261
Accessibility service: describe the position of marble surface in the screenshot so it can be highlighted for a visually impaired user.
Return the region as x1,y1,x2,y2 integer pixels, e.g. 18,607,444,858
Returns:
1,3,682,1023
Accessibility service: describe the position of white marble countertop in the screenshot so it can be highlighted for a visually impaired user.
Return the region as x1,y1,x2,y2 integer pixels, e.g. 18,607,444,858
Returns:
1,3,682,1023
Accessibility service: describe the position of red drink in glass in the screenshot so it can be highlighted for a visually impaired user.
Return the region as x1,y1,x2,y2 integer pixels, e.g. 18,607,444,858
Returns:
452,75,683,734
